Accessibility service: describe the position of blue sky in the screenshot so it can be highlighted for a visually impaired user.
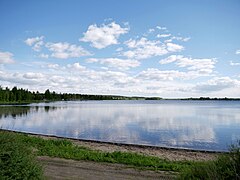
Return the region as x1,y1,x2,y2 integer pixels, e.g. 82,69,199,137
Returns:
0,0,240,97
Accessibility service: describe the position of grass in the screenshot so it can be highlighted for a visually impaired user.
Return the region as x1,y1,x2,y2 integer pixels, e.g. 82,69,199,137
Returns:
0,131,43,179
178,141,240,180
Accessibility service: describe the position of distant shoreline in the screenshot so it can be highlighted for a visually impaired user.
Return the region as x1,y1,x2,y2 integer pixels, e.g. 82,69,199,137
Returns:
1,98,240,105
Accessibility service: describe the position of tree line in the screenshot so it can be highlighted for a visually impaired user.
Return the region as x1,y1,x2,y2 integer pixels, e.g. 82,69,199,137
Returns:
0,86,145,103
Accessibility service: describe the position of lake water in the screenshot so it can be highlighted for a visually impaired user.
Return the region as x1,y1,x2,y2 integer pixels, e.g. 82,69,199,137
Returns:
1,100,240,151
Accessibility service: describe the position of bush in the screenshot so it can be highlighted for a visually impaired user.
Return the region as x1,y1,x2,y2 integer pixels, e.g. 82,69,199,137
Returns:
179,141,240,180
0,131,43,179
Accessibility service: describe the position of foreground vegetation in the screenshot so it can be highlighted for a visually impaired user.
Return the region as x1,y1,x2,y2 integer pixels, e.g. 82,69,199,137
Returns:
0,130,239,179
0,131,43,179
179,141,240,180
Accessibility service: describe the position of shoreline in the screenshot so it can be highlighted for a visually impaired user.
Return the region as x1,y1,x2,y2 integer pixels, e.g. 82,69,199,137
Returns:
1,129,222,161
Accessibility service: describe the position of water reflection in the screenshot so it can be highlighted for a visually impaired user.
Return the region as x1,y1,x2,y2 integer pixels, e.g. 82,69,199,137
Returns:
0,100,240,151
0,106,30,119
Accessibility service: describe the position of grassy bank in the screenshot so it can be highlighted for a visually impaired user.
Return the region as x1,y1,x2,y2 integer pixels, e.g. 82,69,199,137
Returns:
0,131,193,172
0,130,239,179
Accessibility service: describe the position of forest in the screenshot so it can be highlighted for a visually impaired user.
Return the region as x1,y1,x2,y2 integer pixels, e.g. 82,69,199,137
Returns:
0,86,145,103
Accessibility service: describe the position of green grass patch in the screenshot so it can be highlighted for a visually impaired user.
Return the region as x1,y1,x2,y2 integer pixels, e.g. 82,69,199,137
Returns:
0,131,43,179
178,141,240,179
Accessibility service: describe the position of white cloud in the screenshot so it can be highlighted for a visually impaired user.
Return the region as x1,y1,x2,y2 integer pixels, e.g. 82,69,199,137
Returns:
0,51,15,64
230,61,240,66
24,36,44,52
156,26,167,31
39,53,49,59
67,62,86,71
25,36,91,59
157,34,171,38
160,55,216,75
164,36,191,43
123,38,168,59
172,36,191,42
1,61,239,98
166,43,184,52
80,22,129,49
0,71,47,87
45,42,91,59
148,28,155,33
46,63,60,69
137,68,188,81
195,77,240,92
86,58,140,71
24,36,44,46
182,37,191,42
122,37,184,59
116,47,123,52
23,72,45,79
236,49,240,55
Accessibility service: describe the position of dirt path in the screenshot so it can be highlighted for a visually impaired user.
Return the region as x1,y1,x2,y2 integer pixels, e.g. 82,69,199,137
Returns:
38,156,176,180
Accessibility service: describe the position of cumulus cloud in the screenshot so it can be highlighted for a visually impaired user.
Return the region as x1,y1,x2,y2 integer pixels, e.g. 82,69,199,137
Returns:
24,36,44,52
157,34,171,38
0,51,15,64
195,77,240,92
172,36,191,42
122,38,168,59
39,53,49,59
164,36,191,43
156,26,167,31
80,22,129,49
137,68,188,81
148,28,155,33
160,55,216,75
122,37,184,59
116,47,123,52
46,63,60,70
86,58,140,71
25,36,91,59
67,62,86,71
230,61,240,66
23,72,45,79
236,49,240,55
166,43,184,52
1,61,239,97
0,71,47,87
45,42,91,59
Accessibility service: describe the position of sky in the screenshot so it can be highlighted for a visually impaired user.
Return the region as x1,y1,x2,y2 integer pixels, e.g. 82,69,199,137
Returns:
0,0,240,98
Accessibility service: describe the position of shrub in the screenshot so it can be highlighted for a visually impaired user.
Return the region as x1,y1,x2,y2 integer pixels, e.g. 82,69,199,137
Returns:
179,141,240,180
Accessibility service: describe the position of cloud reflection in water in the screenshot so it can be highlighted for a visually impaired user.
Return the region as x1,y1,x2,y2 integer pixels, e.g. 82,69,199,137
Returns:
0,100,240,151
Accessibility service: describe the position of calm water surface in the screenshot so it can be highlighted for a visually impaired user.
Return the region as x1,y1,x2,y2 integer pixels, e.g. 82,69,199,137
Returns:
1,100,240,151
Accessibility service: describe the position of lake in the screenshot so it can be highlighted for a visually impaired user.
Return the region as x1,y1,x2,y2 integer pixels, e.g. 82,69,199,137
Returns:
1,100,240,151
